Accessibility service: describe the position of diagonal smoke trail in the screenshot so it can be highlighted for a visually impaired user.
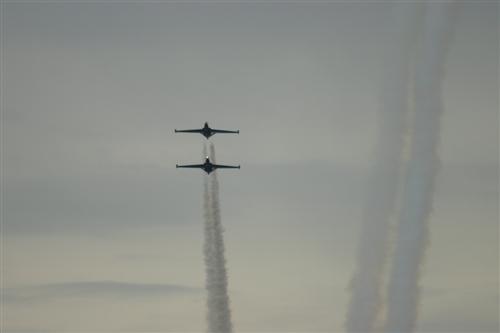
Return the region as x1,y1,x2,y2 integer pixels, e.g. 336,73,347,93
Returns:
345,3,422,332
202,143,233,333
385,3,455,332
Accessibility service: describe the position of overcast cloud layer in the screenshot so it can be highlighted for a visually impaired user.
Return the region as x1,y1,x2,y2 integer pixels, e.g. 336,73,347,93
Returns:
2,2,498,332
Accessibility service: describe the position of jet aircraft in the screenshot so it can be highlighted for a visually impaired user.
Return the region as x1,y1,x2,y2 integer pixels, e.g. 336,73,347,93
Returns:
174,122,239,139
176,157,240,174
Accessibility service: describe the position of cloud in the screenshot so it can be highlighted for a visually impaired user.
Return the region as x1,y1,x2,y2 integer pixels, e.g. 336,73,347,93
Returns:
3,281,201,304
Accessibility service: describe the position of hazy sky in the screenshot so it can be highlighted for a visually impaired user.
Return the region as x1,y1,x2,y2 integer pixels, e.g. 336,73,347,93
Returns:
2,1,498,332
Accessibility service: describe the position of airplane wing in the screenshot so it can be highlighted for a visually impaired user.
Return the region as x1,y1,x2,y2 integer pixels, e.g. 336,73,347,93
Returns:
212,129,239,134
213,164,240,169
174,128,202,133
176,163,204,169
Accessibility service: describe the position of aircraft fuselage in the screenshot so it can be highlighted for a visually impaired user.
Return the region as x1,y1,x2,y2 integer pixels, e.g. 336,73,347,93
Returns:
202,159,216,174
201,123,214,139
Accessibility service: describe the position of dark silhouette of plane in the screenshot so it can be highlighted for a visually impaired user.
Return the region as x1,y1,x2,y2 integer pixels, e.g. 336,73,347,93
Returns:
174,122,239,139
176,157,240,174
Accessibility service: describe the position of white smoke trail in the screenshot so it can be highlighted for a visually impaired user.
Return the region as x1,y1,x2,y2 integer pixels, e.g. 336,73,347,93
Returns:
202,143,233,333
203,144,216,331
345,3,422,332
385,3,455,332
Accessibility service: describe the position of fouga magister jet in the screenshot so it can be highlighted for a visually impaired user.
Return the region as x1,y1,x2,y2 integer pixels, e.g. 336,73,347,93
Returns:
176,156,240,174
174,122,239,139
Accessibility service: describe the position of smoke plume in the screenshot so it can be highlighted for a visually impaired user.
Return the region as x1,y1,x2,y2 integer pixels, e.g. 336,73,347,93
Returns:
203,143,233,333
385,3,455,332
345,3,422,332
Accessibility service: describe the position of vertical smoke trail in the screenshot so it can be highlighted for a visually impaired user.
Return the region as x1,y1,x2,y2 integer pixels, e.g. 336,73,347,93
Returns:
209,143,233,333
345,3,422,332
385,3,455,332
203,144,217,332
203,144,216,330
202,143,233,333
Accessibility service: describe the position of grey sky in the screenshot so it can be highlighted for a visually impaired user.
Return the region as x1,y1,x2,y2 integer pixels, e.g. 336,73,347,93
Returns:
2,2,498,332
